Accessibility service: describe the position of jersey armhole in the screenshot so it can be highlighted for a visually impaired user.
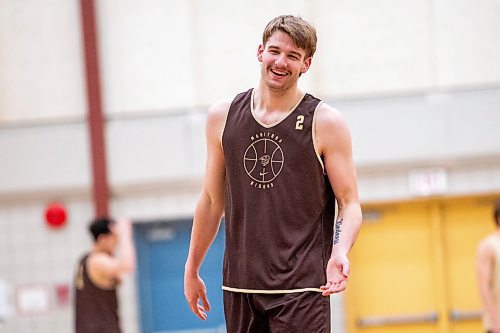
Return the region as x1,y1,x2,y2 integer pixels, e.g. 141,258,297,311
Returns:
312,101,326,175
219,100,232,153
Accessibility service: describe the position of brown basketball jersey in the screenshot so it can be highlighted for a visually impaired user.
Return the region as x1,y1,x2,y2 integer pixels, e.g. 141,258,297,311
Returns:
75,254,120,333
221,88,336,292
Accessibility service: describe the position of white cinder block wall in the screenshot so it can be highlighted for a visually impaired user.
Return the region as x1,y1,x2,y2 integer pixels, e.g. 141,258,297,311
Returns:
0,199,93,332
1,0,499,332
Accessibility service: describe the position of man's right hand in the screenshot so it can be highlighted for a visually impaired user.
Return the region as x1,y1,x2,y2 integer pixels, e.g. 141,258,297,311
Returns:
184,271,211,320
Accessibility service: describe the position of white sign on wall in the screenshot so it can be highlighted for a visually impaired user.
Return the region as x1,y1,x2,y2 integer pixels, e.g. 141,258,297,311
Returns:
16,285,50,316
409,168,448,196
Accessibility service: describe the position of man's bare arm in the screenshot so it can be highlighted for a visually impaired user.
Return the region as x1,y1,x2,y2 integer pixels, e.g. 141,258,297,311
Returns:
88,219,136,287
315,104,362,295
477,238,499,330
184,100,230,320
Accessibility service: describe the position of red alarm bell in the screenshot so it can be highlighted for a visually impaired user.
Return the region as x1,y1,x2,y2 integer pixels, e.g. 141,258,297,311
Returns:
44,202,67,228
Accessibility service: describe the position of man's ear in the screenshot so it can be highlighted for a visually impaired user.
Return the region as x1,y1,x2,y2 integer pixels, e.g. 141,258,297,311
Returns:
257,44,264,62
96,234,105,244
96,233,110,245
301,56,312,74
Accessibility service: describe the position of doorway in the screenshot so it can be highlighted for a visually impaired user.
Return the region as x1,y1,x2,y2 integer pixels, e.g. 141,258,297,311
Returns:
134,219,226,332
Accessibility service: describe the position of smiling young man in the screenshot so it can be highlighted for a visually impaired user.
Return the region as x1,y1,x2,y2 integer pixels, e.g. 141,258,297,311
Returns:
184,15,362,332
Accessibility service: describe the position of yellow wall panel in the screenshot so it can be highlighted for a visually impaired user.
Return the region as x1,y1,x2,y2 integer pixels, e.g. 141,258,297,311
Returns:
345,196,497,333
442,199,494,333
347,203,439,333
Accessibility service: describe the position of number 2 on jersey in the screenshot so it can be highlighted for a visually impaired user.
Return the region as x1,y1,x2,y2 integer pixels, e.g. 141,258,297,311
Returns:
295,115,304,130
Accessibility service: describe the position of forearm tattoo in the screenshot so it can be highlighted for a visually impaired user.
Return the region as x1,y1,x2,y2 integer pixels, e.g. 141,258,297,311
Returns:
334,218,343,245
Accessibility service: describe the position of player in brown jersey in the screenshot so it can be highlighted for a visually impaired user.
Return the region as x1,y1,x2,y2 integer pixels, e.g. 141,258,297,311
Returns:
477,206,500,333
74,217,136,333
185,15,362,332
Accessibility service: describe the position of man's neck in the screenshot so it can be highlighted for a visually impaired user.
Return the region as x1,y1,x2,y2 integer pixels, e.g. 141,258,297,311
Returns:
254,82,303,114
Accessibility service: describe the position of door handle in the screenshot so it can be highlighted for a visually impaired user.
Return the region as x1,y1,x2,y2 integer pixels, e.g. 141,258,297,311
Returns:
357,312,438,327
449,309,482,321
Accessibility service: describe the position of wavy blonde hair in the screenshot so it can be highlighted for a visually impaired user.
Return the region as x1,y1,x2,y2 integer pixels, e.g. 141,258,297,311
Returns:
262,15,317,59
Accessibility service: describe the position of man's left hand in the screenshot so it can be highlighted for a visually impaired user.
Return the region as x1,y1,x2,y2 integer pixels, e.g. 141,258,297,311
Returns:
320,254,350,296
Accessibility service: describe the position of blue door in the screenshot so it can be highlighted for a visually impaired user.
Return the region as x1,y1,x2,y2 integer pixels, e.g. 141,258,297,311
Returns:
134,219,226,332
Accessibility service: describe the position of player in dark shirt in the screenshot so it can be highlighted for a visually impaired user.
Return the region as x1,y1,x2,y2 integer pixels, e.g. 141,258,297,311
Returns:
185,15,362,332
75,217,135,333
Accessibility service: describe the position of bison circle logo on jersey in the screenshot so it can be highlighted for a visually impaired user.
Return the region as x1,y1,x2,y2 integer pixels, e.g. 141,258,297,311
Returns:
244,138,284,183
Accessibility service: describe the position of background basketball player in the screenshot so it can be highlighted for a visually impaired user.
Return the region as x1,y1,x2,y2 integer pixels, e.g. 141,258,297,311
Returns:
74,217,136,333
477,205,500,333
